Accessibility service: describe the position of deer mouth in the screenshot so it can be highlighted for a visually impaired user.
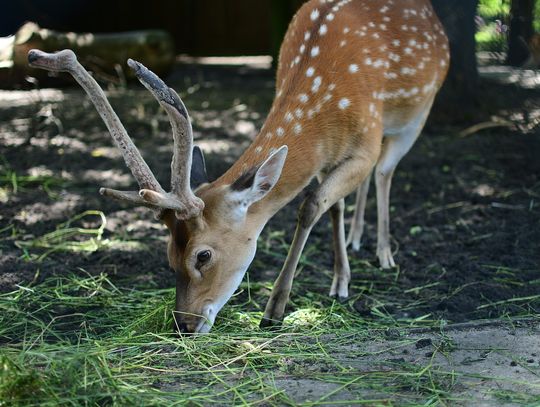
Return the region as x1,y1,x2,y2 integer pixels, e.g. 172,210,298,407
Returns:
193,304,216,333
174,303,216,334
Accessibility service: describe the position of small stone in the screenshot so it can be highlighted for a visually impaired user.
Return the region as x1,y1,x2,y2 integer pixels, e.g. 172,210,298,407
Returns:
415,338,432,349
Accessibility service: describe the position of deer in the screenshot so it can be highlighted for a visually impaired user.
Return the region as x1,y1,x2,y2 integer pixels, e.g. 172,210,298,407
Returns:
28,0,449,334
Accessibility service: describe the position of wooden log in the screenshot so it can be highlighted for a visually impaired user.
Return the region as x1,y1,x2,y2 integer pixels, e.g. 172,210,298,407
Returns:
1,22,175,88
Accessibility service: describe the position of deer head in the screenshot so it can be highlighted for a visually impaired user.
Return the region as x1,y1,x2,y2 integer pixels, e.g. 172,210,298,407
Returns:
28,49,288,333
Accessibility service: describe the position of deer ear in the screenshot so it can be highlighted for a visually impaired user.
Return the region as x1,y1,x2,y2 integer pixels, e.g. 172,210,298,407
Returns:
190,146,209,188
230,145,288,208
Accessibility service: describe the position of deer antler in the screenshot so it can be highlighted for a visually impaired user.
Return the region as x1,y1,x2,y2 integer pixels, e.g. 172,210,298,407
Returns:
127,59,203,218
27,49,204,220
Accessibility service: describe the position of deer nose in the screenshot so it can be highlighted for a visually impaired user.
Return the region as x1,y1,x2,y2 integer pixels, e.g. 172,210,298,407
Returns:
176,322,190,333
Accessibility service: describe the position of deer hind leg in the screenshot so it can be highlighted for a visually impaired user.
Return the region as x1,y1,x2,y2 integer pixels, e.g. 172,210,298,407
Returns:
346,171,372,252
329,198,351,300
376,104,433,269
260,145,380,327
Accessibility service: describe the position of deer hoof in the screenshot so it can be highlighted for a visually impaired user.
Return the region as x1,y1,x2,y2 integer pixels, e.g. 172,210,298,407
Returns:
377,246,396,269
259,317,283,330
330,293,349,304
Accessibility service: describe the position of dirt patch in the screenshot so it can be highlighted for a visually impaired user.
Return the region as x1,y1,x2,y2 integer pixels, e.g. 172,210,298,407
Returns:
272,321,540,405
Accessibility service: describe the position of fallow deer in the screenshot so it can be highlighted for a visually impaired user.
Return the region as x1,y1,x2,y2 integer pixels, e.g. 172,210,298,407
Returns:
28,0,449,333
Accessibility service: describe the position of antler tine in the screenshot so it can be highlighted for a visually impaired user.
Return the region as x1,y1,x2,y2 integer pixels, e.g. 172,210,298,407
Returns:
28,49,164,197
127,59,204,220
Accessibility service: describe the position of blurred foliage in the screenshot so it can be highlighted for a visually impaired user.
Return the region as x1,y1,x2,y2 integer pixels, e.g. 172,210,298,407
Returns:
478,0,511,17
476,0,511,52
476,0,540,52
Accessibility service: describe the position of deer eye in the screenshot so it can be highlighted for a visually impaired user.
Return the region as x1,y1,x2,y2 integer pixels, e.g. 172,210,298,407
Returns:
197,250,212,264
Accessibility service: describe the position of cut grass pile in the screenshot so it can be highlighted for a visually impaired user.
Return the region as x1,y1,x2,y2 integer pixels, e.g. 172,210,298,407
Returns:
0,271,458,406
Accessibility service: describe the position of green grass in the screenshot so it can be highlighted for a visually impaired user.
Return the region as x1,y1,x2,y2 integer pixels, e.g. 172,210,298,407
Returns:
0,156,65,202
12,210,148,262
0,271,455,406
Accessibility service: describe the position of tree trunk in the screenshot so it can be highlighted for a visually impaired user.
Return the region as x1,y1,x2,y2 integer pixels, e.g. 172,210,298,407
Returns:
270,0,293,69
507,0,535,66
430,0,479,121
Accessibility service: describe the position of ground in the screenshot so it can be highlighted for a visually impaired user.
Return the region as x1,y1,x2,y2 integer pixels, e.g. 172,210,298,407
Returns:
0,56,539,405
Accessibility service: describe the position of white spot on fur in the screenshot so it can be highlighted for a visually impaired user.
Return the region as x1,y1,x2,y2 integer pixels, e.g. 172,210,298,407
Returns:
401,67,417,75
295,108,304,118
311,46,320,57
311,76,322,92
294,123,302,134
326,13,335,21
311,9,320,21
319,24,328,35
338,98,350,110
389,53,400,62
343,27,350,34
255,146,263,154
276,127,285,137
306,67,315,77
349,64,359,73
299,93,309,103
285,112,293,122
300,44,306,54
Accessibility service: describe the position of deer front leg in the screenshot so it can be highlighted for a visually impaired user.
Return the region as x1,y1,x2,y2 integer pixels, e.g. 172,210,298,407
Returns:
260,147,379,327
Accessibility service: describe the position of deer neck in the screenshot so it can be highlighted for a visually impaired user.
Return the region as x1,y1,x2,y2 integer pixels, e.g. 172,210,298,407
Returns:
212,96,325,225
